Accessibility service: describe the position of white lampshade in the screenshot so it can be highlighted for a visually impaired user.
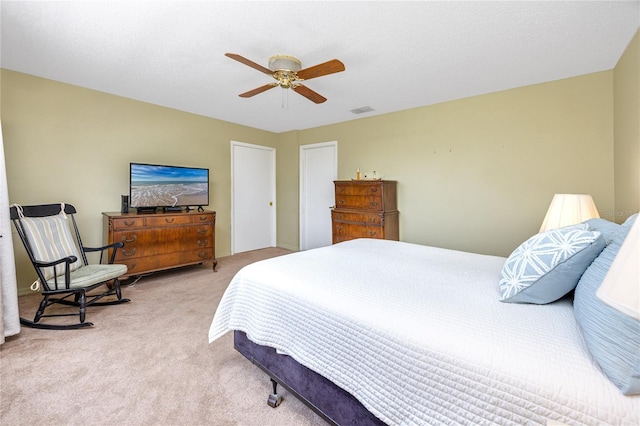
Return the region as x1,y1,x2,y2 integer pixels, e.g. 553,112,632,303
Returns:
539,194,600,232
596,217,640,320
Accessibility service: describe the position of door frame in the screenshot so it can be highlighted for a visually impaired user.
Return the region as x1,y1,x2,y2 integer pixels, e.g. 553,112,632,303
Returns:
299,141,338,250
231,140,277,254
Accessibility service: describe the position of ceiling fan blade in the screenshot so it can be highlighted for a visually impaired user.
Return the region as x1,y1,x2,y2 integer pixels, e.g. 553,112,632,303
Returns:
239,84,277,98
293,85,327,104
296,59,345,80
225,53,273,75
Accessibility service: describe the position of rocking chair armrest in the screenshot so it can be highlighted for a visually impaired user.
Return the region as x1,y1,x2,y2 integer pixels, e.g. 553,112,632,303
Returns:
34,256,77,290
33,256,78,268
83,241,124,253
83,242,124,264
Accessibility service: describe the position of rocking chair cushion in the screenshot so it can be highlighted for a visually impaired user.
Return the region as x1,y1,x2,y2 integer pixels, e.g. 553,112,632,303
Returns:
20,213,83,280
46,264,128,289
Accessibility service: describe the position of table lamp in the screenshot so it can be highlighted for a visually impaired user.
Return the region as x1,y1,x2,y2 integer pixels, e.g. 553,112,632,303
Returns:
539,194,600,232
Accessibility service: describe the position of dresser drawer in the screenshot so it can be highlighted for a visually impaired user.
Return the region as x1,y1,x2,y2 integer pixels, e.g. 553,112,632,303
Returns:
335,182,383,196
113,227,213,260
331,211,382,225
118,248,214,276
145,215,193,227
193,213,215,224
112,225,213,246
332,222,383,239
335,195,383,211
111,217,145,230
332,232,381,244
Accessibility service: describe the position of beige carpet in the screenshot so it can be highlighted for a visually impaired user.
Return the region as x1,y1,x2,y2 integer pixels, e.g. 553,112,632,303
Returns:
0,248,327,426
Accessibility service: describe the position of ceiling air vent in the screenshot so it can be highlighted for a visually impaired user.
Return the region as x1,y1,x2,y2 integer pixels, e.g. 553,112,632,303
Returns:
350,106,375,114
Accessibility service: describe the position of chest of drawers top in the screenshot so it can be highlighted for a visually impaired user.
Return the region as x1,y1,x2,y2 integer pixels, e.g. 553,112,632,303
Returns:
333,180,397,212
105,210,215,230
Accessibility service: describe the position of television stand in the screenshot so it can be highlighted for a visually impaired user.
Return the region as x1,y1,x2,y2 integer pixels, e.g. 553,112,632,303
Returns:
102,210,217,277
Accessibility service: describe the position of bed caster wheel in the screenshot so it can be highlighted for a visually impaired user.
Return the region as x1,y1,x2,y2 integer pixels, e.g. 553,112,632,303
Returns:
267,378,282,408
267,393,282,408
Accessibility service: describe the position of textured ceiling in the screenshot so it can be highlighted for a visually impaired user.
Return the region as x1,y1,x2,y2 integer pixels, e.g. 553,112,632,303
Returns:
1,1,639,133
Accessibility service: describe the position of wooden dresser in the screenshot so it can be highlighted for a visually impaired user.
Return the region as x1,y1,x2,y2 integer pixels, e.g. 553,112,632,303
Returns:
102,210,216,278
331,180,399,244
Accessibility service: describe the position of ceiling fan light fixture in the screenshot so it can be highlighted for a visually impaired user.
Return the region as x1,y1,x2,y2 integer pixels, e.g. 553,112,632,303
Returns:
226,53,344,104
268,55,302,72
273,70,297,88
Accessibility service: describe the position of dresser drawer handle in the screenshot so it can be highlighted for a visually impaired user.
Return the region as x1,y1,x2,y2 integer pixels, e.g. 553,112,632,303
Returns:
124,220,136,227
165,217,175,223
368,217,377,223
337,226,343,231
197,228,208,235
199,216,209,221
370,202,378,207
338,199,345,204
198,251,209,258
128,262,137,270
198,239,208,247
368,231,378,236
122,248,137,257
335,214,343,220
121,235,137,243
370,188,378,193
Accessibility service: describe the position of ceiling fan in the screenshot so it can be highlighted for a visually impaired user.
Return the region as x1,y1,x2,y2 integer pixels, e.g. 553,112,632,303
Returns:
225,53,345,104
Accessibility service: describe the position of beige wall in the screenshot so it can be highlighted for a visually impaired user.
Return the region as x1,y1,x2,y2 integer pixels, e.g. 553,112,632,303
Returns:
3,41,637,293
291,72,615,256
613,29,640,223
1,69,277,293
275,130,302,250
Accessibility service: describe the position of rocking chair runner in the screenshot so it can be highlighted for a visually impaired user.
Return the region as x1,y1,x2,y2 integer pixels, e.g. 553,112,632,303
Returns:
10,203,130,329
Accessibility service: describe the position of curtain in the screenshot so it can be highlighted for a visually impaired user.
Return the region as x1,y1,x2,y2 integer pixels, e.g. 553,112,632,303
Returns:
0,120,20,342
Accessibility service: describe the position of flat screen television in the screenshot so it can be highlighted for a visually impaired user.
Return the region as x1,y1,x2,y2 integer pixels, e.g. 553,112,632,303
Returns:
130,162,209,212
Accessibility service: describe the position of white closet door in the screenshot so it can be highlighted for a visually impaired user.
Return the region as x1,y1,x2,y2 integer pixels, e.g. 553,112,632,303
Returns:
299,141,337,251
231,141,276,254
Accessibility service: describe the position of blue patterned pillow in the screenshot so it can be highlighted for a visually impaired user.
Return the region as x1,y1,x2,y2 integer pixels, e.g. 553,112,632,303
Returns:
499,225,605,304
574,214,639,395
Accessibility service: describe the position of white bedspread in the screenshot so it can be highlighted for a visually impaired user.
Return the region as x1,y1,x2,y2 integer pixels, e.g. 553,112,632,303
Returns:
209,239,640,425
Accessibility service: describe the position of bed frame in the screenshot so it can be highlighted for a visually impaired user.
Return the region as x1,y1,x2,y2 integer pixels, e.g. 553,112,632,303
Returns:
234,331,386,426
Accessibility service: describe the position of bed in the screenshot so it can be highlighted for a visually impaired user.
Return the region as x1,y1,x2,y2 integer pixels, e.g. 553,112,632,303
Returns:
209,217,640,425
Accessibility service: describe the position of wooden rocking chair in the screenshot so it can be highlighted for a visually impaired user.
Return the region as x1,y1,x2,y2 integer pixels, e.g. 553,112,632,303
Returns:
10,203,130,329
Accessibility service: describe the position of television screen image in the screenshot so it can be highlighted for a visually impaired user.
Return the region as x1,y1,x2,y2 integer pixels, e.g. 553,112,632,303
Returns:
130,163,209,209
